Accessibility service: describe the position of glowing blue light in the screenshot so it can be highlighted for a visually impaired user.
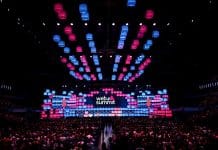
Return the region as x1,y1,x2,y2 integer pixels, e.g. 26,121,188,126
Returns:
83,74,91,81
53,35,61,43
81,13,89,21
157,90,162,94
118,45,124,49
146,40,153,46
121,25,128,31
152,30,160,38
93,55,99,65
123,78,128,81
69,55,79,66
71,60,79,65
118,40,124,47
93,60,99,66
127,72,132,76
113,68,118,72
86,33,93,40
135,55,145,64
118,40,125,49
69,55,74,60
91,47,96,53
79,67,84,72
96,67,101,72
94,61,99,66
114,64,118,68
130,66,135,70
120,32,128,40
69,71,78,79
161,105,168,109
89,41,95,47
113,64,118,72
123,72,132,81
58,41,65,48
139,54,145,59
79,3,89,21
138,70,144,75
45,89,50,93
163,89,167,94
115,55,121,63
127,0,136,7
98,73,103,80
118,40,125,45
143,44,150,50
64,47,70,54
112,74,116,80
62,91,67,95
79,4,88,12
145,90,151,94
117,25,129,49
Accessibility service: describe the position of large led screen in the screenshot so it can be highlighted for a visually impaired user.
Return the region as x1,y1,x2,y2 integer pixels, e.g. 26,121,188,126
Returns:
41,88,172,118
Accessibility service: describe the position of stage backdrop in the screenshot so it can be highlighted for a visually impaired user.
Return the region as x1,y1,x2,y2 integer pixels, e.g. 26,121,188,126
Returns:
41,88,172,118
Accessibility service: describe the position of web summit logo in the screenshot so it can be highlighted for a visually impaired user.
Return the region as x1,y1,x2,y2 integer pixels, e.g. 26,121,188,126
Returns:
96,96,115,105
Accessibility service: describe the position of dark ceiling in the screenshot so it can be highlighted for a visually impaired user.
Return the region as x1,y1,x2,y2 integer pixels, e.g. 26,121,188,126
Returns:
0,0,217,106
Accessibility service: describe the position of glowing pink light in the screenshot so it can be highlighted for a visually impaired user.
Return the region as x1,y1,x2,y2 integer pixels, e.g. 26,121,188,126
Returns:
118,73,125,80
69,66,75,70
139,64,145,70
131,45,137,50
122,67,127,72
76,46,83,52
146,58,151,63
54,3,63,13
64,26,72,35
135,73,140,77
143,61,148,66
67,63,73,68
137,32,144,39
145,9,154,20
139,25,148,33
80,55,85,61
128,76,135,82
125,55,132,64
58,11,67,20
133,39,140,46
76,72,83,80
90,74,95,78
138,58,151,70
60,57,67,63
69,34,76,42
85,66,91,72
131,39,140,50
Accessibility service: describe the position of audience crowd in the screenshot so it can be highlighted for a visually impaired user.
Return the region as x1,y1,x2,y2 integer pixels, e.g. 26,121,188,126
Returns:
0,112,217,150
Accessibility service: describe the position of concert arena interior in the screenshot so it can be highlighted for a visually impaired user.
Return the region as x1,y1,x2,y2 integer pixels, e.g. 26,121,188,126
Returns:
0,0,218,149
